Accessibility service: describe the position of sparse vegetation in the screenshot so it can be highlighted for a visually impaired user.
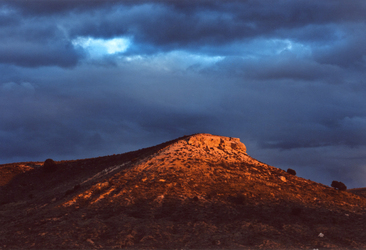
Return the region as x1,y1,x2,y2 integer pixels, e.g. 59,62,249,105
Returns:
43,158,57,173
331,180,347,191
287,168,296,176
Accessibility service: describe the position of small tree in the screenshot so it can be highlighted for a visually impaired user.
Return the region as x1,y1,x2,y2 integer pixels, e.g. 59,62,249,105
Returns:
331,180,347,191
287,168,296,176
43,158,57,173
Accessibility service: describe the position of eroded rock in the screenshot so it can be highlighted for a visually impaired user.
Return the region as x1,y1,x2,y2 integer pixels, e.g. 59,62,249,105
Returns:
186,134,246,153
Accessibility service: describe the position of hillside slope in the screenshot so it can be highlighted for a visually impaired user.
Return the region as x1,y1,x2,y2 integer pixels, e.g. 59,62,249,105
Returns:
348,188,366,199
1,133,366,249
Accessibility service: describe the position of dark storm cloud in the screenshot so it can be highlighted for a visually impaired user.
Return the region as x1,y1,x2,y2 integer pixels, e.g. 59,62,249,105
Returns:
2,1,361,45
313,29,366,68
0,8,81,67
0,63,220,162
0,0,115,15
2,0,366,66
216,75,366,150
94,0,366,49
210,54,344,83
0,40,80,68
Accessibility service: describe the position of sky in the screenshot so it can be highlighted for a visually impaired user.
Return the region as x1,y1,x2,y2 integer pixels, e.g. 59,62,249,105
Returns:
0,0,366,188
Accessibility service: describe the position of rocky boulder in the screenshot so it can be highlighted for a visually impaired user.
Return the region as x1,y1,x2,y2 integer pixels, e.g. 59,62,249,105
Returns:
186,134,246,153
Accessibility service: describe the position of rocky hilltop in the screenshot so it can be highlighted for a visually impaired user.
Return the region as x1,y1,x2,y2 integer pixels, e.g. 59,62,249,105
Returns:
1,133,366,249
186,133,246,152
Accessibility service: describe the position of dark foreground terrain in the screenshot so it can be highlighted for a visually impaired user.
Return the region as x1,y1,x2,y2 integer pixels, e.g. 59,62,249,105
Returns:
1,134,366,249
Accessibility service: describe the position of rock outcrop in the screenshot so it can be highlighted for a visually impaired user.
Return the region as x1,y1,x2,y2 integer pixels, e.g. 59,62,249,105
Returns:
186,133,246,153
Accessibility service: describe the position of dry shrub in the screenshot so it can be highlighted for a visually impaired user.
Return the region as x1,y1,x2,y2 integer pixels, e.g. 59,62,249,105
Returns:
287,168,296,176
43,158,57,173
331,181,347,191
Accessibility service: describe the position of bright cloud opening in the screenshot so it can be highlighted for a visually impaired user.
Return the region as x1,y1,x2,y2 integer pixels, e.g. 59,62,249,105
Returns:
122,51,224,71
72,36,131,57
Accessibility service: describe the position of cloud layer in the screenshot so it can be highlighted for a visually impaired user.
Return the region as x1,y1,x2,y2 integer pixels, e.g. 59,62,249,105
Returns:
1,0,366,188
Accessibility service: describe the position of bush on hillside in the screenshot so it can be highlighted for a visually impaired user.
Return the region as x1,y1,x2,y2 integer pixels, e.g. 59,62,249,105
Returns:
331,180,347,191
43,158,57,173
287,168,296,176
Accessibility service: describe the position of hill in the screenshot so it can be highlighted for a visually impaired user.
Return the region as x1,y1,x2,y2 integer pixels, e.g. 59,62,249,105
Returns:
1,133,366,249
348,188,366,199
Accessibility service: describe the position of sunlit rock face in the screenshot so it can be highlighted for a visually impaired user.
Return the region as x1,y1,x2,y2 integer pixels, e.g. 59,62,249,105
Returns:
186,133,246,153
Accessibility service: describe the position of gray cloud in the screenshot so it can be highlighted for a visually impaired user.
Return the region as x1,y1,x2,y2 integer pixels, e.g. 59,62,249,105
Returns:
313,28,366,68
0,11,81,67
2,1,366,66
